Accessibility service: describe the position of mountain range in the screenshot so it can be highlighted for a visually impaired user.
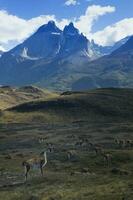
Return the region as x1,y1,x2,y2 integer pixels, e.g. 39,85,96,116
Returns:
72,36,133,91
0,21,132,91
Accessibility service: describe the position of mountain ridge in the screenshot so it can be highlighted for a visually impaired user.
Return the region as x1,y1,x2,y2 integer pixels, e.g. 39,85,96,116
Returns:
0,21,132,91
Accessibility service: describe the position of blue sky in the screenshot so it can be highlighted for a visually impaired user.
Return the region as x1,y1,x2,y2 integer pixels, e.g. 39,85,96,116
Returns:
0,0,132,29
0,0,132,50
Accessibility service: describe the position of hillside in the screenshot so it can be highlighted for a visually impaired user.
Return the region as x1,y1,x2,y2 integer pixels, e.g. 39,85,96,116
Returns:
1,88,133,123
0,85,58,110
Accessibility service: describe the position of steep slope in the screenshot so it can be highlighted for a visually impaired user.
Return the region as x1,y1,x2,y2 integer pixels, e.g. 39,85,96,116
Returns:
0,21,63,86
0,21,96,89
35,23,95,91
4,21,62,61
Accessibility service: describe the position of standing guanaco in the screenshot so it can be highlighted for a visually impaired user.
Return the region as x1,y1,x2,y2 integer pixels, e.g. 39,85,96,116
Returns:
22,151,47,181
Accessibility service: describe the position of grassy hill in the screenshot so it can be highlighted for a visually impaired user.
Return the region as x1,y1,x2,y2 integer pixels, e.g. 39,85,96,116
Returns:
1,88,133,123
0,85,58,110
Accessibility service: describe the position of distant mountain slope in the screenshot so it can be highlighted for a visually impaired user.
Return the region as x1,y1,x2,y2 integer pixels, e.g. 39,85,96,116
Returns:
2,88,133,123
112,36,133,55
72,36,133,91
92,36,130,56
0,85,58,110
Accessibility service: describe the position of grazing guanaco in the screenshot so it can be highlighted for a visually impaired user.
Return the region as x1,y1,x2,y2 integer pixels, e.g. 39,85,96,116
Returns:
103,153,112,167
22,151,47,181
114,139,120,146
75,140,83,148
94,146,104,155
88,142,94,147
46,143,54,153
67,150,77,160
87,142,94,150
119,139,126,148
115,139,126,148
38,138,45,144
125,139,133,147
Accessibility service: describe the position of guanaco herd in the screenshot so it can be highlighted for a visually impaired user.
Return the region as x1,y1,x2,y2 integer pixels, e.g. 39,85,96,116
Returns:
22,137,133,181
114,139,133,148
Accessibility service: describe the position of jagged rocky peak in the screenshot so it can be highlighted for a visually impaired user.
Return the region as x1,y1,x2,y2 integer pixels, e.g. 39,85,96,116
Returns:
63,22,79,35
36,20,62,34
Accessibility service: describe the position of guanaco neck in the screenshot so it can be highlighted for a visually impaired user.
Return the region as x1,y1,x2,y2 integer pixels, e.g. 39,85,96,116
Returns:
43,152,47,166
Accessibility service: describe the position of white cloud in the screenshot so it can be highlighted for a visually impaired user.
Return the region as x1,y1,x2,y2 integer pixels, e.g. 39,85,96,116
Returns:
0,4,132,50
0,10,69,50
75,5,115,38
65,0,79,6
92,18,133,46
0,46,5,51
0,10,54,49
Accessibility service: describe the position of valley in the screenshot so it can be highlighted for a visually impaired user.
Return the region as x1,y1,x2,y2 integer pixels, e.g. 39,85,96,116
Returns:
0,122,133,200
0,88,133,200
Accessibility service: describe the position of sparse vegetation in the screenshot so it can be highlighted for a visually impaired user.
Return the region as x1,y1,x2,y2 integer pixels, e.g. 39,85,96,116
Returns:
0,88,133,200
0,85,58,110
1,88,133,123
